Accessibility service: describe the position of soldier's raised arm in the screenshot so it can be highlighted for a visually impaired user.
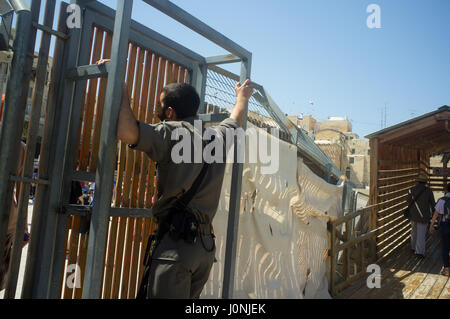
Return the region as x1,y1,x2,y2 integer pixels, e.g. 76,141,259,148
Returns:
230,79,253,127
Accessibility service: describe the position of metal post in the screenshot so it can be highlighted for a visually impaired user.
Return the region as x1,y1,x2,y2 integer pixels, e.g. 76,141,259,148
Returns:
194,63,207,114
6,0,54,299
32,0,87,299
0,0,31,278
22,2,69,299
82,0,133,299
46,5,94,299
222,55,251,299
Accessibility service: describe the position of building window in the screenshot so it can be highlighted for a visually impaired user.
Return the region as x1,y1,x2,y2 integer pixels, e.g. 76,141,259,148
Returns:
351,149,355,154
346,167,351,179
350,157,354,164
368,149,371,156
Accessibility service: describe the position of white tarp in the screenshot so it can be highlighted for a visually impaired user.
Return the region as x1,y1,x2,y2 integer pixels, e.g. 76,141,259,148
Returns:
201,126,344,299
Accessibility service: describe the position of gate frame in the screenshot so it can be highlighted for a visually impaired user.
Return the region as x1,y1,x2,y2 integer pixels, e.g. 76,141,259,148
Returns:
28,0,251,299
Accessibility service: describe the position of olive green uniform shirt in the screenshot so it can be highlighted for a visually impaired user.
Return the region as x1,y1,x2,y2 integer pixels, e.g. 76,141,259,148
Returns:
132,116,239,224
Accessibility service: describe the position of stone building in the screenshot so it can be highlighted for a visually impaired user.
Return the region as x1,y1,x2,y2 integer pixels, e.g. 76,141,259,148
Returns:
289,115,370,188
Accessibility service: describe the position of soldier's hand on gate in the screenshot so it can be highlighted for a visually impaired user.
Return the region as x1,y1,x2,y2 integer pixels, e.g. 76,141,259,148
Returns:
235,79,253,101
96,58,111,66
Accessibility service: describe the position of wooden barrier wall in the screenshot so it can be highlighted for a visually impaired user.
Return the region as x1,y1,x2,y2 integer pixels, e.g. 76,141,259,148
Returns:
59,27,189,299
370,140,430,262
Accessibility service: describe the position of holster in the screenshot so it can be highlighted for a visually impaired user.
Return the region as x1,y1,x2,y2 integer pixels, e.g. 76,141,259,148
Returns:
165,204,199,244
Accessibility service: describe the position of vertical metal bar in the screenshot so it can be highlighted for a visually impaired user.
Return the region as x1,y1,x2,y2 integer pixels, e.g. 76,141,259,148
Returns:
22,1,68,299
194,63,207,114
0,0,31,285
47,7,94,299
82,0,133,299
32,0,87,299
6,0,55,299
222,55,251,299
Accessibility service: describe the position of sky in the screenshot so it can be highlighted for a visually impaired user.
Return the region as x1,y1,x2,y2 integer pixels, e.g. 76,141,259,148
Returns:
28,0,450,139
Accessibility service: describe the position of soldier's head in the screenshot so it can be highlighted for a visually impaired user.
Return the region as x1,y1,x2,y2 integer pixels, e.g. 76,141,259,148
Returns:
446,183,450,193
157,83,200,121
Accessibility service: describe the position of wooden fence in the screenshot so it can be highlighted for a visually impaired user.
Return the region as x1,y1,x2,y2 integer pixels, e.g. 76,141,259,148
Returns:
328,162,434,296
59,26,189,299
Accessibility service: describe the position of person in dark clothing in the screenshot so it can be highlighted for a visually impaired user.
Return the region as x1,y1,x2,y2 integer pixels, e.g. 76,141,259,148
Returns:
70,181,83,205
407,174,436,257
430,183,450,277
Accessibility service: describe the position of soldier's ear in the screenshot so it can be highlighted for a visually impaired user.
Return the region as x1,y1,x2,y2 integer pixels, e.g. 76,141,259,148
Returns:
166,106,177,120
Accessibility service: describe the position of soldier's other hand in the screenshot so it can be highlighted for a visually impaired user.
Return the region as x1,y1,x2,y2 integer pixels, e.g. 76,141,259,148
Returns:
235,79,253,101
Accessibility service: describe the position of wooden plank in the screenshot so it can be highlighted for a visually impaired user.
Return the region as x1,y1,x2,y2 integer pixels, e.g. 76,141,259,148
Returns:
378,172,418,183
80,28,104,170
102,34,125,297
378,167,419,174
378,116,438,145
398,236,443,299
114,48,139,299
64,217,81,299
377,179,415,191
426,276,449,299
377,200,407,217
439,279,450,299
377,209,404,226
111,43,138,299
377,226,411,254
136,53,158,281
376,219,410,243
59,217,72,297
89,32,112,172
124,47,146,299
410,274,441,299
166,60,173,84
375,234,441,299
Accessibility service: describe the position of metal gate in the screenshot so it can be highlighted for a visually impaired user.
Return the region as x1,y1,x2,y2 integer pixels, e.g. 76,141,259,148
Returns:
0,0,252,299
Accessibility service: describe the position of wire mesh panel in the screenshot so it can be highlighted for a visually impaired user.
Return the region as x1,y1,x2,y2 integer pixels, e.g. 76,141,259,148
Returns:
205,67,292,143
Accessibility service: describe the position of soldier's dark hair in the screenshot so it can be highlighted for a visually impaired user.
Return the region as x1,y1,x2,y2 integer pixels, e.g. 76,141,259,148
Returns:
447,183,450,193
161,83,200,119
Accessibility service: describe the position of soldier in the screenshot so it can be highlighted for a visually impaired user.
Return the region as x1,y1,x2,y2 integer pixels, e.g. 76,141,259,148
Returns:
96,59,253,298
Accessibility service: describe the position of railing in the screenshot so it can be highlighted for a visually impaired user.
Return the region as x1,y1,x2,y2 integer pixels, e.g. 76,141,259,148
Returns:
328,165,441,296
328,192,412,296
328,203,377,296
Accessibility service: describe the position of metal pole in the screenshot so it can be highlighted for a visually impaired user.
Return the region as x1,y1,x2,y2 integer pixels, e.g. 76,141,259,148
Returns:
7,0,29,12
82,0,133,299
0,0,31,279
6,0,52,299
46,5,94,299
32,0,86,299
194,63,207,114
222,55,251,299
22,1,68,299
